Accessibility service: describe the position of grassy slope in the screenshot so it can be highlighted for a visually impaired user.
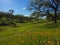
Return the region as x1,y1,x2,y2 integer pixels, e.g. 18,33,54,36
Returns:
0,22,60,45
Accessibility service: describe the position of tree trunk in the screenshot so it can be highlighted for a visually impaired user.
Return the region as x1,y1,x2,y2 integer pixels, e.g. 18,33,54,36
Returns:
54,10,57,23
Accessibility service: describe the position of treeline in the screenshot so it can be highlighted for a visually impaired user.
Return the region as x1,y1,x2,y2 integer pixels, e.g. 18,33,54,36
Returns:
0,11,34,26
30,11,60,22
0,10,60,26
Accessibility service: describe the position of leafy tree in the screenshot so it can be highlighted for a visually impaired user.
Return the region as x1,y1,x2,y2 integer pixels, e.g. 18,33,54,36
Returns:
0,11,16,26
14,14,26,23
28,0,60,23
8,9,14,22
9,9,14,14
30,11,41,22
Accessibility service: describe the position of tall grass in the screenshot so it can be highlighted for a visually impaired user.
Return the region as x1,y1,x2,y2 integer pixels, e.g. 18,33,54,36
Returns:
0,22,60,45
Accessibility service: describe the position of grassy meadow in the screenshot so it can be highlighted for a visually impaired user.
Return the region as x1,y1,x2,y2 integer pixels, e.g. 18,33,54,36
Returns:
0,22,60,45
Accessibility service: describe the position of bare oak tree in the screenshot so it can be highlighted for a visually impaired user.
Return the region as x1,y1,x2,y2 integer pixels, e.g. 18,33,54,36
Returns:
28,0,60,23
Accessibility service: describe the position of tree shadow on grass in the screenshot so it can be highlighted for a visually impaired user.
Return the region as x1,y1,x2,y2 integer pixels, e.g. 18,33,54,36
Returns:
0,28,6,32
0,22,17,27
44,22,60,29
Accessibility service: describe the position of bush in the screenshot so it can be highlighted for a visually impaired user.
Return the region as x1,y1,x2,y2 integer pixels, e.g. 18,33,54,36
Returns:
0,21,16,27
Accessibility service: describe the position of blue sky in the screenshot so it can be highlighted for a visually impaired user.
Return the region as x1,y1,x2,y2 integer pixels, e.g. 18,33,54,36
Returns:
0,0,31,16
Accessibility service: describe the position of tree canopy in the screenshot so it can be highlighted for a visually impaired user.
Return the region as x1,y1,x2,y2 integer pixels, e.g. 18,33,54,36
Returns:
28,0,60,23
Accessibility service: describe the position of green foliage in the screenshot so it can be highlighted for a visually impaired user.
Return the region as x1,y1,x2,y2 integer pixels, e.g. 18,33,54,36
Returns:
46,13,60,22
0,11,35,26
0,11,16,26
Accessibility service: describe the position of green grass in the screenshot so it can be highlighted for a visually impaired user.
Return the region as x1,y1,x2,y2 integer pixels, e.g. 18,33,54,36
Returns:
0,22,60,45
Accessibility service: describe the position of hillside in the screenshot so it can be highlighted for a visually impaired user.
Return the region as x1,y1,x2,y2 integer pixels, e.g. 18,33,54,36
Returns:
0,22,60,45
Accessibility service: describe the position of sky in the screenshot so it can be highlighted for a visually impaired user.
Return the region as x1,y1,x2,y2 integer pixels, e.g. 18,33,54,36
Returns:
0,0,31,16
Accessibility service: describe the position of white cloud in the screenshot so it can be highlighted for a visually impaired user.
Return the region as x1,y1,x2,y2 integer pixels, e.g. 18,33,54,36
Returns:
25,15,28,16
22,7,26,10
